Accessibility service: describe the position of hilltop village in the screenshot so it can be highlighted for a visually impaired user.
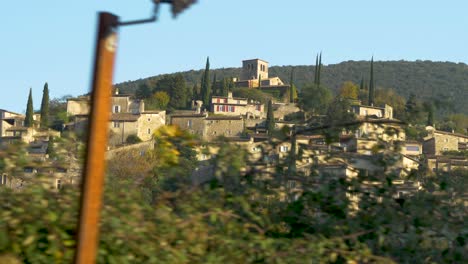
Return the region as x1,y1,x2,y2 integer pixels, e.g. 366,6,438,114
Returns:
1,58,467,197
1,57,467,262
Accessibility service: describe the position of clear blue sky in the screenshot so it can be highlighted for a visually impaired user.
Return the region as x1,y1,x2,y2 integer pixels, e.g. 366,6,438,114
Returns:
1,0,467,113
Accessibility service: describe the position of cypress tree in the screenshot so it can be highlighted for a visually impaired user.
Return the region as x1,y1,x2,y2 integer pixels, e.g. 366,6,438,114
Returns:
289,67,297,103
221,78,229,97
359,77,365,90
266,100,275,137
212,73,217,95
368,57,375,106
317,52,322,86
40,82,49,128
314,54,319,85
25,88,34,127
427,104,434,126
201,57,211,109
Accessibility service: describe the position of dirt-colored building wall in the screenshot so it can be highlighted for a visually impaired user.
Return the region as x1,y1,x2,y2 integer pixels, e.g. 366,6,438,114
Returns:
424,133,459,155
241,59,269,80
137,112,166,141
170,115,206,137
108,120,138,146
204,118,244,141
67,99,90,116
273,103,301,120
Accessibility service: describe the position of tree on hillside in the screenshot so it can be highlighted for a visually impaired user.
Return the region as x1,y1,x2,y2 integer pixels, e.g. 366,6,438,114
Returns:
40,82,49,129
313,53,323,86
289,67,298,103
324,96,357,143
317,52,322,86
374,88,406,119
200,57,211,109
212,73,217,95
426,103,434,126
266,100,275,137
299,84,333,115
146,91,170,110
154,74,188,109
24,88,34,127
368,57,376,106
135,83,152,99
338,81,359,100
220,78,229,97
170,74,188,109
232,88,273,104
405,93,425,124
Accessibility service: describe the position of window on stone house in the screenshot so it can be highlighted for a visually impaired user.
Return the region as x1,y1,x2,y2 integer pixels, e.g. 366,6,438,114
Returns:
56,179,62,189
1,174,7,185
113,105,121,113
187,120,192,128
113,121,120,128
147,128,151,135
280,146,289,152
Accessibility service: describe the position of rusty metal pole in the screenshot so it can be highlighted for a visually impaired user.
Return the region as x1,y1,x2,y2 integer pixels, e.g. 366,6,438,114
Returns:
74,12,119,264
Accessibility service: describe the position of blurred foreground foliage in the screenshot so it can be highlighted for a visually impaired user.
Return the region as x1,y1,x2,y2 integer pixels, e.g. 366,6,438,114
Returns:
0,126,467,263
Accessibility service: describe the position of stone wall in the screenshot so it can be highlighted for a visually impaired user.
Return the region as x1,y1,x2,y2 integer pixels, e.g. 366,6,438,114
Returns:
108,120,138,146
66,99,90,116
137,112,166,141
273,103,301,120
204,117,244,141
170,115,206,137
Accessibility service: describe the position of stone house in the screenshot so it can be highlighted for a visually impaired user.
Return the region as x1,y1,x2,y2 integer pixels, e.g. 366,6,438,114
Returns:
170,113,245,141
66,91,143,117
66,92,165,146
350,104,393,119
423,127,468,155
233,58,290,102
108,110,166,146
211,92,264,118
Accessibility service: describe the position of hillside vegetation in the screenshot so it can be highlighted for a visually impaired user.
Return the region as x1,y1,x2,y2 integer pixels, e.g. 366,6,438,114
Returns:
116,60,468,114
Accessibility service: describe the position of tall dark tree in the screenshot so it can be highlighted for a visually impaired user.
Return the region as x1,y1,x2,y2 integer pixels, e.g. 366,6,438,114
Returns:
25,88,34,127
220,78,229,97
228,77,235,91
359,77,365,91
313,54,319,85
368,57,375,106
317,52,322,86
211,73,217,95
427,104,434,126
40,82,49,128
135,83,152,99
200,57,211,109
313,52,323,86
289,67,297,103
266,100,275,137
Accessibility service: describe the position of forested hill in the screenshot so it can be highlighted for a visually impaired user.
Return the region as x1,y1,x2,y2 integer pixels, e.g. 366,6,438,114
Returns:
115,60,468,114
